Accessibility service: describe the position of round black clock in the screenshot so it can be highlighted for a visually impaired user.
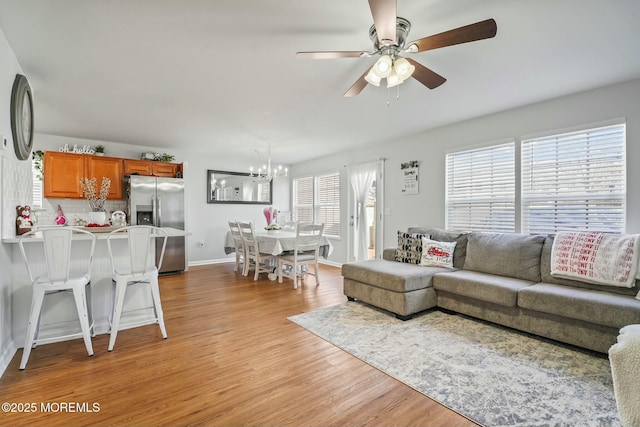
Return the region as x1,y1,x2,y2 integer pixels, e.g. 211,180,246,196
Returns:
10,74,34,161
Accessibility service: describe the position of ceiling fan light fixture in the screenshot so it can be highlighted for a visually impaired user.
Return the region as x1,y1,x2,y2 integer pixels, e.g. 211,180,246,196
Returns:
386,69,402,88
393,57,415,81
373,55,393,78
364,68,382,86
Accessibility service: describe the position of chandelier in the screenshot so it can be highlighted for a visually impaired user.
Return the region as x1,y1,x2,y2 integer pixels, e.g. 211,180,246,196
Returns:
364,53,415,88
249,145,288,182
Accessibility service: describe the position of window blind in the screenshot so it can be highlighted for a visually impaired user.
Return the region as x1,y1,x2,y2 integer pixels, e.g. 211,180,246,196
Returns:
31,158,43,209
521,123,626,234
317,172,340,237
446,142,515,232
293,172,341,238
293,176,313,223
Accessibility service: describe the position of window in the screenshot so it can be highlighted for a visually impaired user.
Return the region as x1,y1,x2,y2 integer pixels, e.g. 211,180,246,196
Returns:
446,142,515,232
521,123,625,234
293,172,341,237
32,155,43,209
293,176,313,223
445,122,626,234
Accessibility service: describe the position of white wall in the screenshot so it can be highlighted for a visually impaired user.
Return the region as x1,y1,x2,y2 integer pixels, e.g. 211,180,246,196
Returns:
292,78,640,263
0,25,30,374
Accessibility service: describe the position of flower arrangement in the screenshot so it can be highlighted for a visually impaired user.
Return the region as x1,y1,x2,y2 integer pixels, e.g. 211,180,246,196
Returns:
263,206,281,230
80,177,111,212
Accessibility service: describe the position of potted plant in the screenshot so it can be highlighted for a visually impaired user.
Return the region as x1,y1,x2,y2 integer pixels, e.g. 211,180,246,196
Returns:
32,150,44,181
159,153,175,162
94,145,105,156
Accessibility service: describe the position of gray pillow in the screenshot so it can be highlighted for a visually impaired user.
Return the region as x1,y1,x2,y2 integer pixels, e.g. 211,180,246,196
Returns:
464,232,545,282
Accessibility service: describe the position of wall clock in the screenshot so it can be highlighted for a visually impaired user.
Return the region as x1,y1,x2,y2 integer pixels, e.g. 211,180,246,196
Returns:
10,74,34,160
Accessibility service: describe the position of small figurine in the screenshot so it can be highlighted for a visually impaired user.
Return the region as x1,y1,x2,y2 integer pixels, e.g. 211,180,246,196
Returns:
55,204,67,225
16,205,33,235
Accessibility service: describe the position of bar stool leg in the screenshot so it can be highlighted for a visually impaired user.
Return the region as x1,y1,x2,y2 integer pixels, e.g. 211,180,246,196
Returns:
72,287,94,357
149,277,168,339
108,279,128,351
20,288,45,370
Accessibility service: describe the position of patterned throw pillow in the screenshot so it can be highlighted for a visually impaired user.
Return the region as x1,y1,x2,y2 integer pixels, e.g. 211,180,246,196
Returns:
395,231,429,264
420,238,457,269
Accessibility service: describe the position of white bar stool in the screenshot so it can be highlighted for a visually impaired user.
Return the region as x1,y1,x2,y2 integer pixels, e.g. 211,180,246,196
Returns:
106,225,168,351
18,227,97,370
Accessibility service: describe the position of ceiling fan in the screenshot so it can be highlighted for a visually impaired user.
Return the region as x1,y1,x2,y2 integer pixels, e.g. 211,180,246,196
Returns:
297,0,497,97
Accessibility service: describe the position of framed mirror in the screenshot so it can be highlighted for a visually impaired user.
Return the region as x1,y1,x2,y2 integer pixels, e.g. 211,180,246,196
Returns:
207,170,273,204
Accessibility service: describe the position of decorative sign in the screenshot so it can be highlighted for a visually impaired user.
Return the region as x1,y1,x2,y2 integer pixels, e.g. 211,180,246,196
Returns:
401,160,419,195
59,144,95,154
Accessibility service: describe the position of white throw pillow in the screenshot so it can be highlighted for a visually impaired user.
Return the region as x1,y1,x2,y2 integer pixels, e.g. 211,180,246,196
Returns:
420,238,457,269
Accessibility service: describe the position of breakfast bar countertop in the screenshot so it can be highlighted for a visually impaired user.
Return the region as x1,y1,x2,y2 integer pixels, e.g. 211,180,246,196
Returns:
2,226,189,243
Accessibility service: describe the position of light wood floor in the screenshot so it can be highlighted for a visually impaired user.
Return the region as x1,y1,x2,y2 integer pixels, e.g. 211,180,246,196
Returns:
1,263,477,427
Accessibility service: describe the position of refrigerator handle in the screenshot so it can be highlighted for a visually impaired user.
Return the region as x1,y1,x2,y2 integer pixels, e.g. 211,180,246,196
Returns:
151,195,157,226
156,197,162,227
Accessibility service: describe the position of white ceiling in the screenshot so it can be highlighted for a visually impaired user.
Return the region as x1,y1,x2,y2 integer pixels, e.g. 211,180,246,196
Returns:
1,0,640,165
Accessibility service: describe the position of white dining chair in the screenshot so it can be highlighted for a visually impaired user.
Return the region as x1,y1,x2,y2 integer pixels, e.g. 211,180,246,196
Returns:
18,227,97,369
106,225,168,351
277,223,324,289
237,221,276,280
228,220,245,273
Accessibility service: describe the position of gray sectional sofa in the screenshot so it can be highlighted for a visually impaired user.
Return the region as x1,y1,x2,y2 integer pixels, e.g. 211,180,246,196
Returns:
342,228,640,354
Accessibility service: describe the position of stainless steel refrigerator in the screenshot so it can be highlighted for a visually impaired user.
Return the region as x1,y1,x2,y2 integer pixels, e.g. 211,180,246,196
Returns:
124,175,186,274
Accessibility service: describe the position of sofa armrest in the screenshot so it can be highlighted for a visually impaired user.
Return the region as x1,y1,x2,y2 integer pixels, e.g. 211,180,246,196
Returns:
383,248,397,261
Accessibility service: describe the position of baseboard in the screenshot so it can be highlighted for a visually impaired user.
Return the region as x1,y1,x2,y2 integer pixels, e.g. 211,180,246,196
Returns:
188,259,234,267
190,259,343,268
319,259,343,268
0,339,17,378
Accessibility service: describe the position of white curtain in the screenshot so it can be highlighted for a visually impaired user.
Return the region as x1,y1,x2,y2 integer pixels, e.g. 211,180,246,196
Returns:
348,162,377,261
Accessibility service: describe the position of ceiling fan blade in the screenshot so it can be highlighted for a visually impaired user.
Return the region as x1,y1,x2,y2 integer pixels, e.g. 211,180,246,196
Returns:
368,0,397,46
407,58,446,89
408,18,497,53
296,51,368,59
344,67,371,97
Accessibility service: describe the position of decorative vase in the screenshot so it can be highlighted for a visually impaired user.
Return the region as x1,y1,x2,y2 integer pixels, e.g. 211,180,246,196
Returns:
89,211,106,225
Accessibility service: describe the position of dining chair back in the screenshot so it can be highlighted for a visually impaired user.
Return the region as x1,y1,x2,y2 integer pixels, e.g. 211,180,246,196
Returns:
237,221,276,280
18,227,97,369
228,220,245,273
277,223,324,289
106,225,168,351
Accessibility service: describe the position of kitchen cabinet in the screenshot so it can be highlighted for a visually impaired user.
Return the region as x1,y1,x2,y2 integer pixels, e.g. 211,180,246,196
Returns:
43,151,123,199
123,159,180,177
43,151,85,198
85,155,123,199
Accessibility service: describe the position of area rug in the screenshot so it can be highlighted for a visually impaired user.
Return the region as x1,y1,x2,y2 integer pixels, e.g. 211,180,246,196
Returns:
288,302,620,427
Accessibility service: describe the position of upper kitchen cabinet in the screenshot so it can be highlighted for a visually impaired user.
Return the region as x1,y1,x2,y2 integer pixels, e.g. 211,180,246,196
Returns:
43,151,85,198
123,159,180,177
43,151,123,199
85,155,123,199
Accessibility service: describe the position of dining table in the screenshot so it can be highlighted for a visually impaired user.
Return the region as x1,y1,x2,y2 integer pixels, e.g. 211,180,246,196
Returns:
224,230,333,280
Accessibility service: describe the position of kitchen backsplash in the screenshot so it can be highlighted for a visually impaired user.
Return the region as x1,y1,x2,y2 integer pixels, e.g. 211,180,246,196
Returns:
36,198,127,227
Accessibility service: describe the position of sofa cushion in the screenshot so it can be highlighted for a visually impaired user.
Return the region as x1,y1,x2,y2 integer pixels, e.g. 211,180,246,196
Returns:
433,270,534,307
342,259,444,293
540,236,640,297
408,228,469,269
464,232,545,282
518,283,640,329
395,231,429,264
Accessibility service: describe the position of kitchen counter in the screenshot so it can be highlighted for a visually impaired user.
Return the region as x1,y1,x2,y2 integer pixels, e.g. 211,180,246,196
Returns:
6,227,190,348
2,226,187,243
